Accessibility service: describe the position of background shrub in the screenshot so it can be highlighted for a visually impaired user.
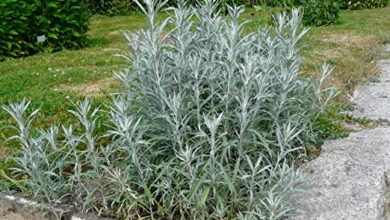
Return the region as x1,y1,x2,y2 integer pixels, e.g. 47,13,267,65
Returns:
301,0,340,26
0,0,89,59
339,0,389,9
253,0,340,27
4,0,336,219
257,0,303,7
0,0,37,58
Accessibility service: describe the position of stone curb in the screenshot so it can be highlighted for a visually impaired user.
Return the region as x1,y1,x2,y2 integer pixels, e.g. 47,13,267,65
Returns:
289,45,390,220
0,194,109,220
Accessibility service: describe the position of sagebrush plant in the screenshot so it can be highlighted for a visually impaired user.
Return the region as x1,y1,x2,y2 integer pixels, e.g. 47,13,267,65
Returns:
4,0,337,219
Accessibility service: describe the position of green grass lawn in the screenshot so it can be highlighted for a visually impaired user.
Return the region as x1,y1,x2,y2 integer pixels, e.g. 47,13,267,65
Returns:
1,7,390,164
300,7,390,94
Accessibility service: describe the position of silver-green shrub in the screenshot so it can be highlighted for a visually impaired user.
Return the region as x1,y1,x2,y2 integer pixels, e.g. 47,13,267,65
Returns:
4,0,336,219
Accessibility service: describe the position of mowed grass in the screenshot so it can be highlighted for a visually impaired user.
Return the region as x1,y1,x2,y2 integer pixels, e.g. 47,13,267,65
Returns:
1,7,390,164
301,7,390,96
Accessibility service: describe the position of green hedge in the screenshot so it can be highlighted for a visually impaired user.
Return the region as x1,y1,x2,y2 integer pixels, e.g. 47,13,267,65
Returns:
0,0,89,59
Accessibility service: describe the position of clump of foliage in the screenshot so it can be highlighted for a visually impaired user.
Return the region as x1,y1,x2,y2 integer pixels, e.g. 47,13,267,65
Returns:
301,0,340,26
3,0,337,219
0,0,89,59
339,0,389,9
312,104,349,146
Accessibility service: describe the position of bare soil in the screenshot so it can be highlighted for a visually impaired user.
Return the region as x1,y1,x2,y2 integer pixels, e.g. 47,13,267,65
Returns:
55,77,119,97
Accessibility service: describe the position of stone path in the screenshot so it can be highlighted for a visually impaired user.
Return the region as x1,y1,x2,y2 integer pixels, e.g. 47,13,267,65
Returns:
385,44,390,54
351,60,390,121
290,47,390,220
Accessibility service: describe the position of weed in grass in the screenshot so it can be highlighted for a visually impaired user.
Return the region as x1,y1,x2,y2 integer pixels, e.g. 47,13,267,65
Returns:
312,103,349,146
